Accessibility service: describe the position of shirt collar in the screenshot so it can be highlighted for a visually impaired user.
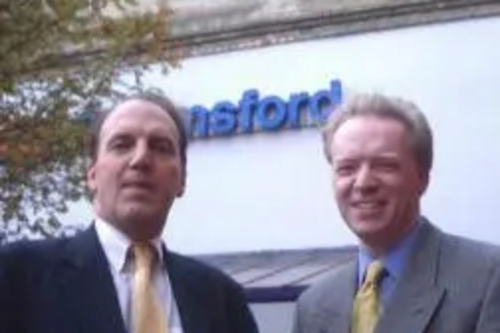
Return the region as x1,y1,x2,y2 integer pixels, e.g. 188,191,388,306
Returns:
357,221,422,285
94,217,164,273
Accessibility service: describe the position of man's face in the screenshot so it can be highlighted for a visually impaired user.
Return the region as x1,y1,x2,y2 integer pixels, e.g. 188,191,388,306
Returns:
87,99,184,241
329,115,427,250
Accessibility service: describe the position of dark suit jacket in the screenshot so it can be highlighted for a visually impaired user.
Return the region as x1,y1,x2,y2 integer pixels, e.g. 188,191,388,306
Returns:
292,220,500,333
0,226,259,333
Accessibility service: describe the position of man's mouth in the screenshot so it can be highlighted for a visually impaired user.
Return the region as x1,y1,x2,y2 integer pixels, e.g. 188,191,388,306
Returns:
122,180,154,191
352,200,387,211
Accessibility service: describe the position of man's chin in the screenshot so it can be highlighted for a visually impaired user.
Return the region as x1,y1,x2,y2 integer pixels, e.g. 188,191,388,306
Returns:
119,206,159,223
350,220,387,239
118,209,166,239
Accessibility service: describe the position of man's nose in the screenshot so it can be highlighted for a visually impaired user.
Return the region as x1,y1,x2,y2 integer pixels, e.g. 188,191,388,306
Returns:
353,165,378,193
129,141,152,169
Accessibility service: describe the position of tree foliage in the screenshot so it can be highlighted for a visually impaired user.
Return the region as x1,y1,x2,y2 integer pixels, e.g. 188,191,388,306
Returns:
0,0,180,241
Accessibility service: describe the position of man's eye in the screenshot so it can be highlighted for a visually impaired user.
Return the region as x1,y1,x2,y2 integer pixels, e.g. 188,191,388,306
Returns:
155,145,171,153
336,165,356,175
375,161,399,171
152,141,175,154
110,140,131,150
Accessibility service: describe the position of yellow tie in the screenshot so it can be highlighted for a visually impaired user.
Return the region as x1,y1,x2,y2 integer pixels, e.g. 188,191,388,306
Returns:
351,260,385,333
132,244,168,333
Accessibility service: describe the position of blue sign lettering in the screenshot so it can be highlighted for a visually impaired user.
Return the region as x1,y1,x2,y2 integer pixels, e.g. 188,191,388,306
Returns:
190,79,342,138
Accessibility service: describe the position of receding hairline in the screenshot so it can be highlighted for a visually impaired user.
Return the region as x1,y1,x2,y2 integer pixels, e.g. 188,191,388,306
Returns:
88,93,190,171
329,113,414,156
99,98,181,142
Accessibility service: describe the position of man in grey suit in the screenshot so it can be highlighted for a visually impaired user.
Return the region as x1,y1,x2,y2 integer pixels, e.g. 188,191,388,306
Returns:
292,93,500,333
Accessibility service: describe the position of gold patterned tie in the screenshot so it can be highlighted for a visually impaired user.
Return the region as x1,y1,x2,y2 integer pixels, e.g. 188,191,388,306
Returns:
132,244,168,333
351,260,385,333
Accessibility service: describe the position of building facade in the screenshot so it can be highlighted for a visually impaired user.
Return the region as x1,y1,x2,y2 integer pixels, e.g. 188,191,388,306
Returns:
61,1,500,332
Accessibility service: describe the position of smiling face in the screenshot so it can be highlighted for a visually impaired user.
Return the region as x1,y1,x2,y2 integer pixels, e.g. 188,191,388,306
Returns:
329,115,428,252
87,99,184,241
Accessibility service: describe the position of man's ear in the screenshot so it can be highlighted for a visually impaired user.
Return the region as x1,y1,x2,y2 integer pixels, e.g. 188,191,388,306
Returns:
87,164,97,195
418,169,430,196
176,168,186,197
176,180,186,197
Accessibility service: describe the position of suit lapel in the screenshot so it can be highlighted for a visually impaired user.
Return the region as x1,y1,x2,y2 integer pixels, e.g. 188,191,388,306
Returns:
375,221,446,333
164,250,210,333
331,262,357,333
56,227,126,333
312,261,356,333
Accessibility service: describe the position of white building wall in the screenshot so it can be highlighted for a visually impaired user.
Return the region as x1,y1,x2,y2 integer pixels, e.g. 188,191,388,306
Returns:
65,17,500,255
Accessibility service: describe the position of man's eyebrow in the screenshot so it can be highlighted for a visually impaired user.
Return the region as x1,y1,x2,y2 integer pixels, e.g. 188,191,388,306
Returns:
333,155,358,162
149,133,172,139
105,132,133,142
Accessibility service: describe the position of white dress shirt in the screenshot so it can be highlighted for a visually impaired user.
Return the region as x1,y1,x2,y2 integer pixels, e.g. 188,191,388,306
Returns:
95,218,183,333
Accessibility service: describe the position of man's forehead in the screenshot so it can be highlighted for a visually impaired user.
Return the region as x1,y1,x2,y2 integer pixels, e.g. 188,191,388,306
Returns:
331,119,410,160
100,99,179,139
333,115,407,144
338,115,406,136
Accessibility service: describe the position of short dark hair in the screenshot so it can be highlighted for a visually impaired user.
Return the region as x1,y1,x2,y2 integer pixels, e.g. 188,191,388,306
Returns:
87,92,190,171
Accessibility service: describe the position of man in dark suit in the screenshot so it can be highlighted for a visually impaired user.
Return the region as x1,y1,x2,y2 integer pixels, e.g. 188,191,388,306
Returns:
0,92,259,333
292,93,500,333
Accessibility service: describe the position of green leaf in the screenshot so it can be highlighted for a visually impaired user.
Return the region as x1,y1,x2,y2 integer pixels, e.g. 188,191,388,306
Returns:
0,0,180,239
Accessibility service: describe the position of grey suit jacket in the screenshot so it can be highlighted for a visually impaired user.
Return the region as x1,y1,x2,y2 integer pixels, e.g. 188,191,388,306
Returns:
292,220,500,333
